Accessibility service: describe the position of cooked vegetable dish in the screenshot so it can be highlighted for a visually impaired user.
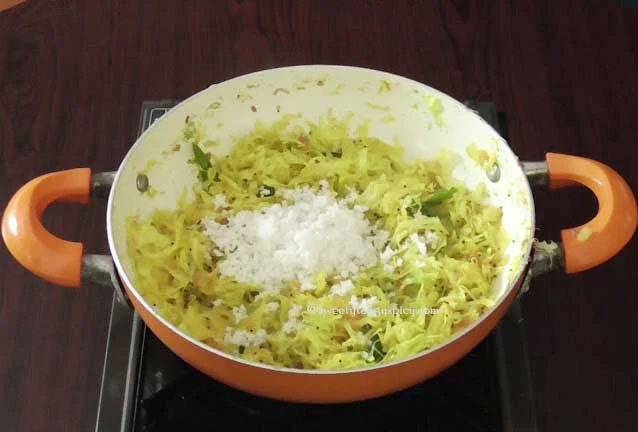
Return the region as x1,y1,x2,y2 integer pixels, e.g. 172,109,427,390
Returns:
125,113,508,370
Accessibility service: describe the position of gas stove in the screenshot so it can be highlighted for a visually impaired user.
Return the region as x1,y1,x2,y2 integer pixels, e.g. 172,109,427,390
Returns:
94,100,539,432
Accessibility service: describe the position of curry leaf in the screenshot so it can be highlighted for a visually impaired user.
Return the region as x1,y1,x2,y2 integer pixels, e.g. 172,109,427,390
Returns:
191,143,211,181
370,334,386,362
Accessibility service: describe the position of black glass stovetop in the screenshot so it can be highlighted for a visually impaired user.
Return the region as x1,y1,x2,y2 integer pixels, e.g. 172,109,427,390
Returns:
94,100,538,432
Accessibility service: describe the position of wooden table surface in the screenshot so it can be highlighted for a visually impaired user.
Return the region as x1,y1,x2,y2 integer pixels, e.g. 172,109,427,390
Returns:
1,1,637,431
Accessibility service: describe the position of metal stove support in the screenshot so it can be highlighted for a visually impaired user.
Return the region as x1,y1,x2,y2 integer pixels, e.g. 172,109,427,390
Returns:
93,101,176,432
94,294,143,432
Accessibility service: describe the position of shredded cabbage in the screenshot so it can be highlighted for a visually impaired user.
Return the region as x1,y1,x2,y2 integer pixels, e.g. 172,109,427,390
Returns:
125,113,508,370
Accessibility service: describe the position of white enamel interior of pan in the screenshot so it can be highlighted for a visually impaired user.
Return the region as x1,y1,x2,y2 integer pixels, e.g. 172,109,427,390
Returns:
107,65,535,370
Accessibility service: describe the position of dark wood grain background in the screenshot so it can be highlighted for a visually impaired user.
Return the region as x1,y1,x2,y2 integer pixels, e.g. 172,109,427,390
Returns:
1,1,637,431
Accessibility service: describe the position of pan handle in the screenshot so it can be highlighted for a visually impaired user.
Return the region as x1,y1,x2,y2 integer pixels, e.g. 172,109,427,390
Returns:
2,168,91,287
523,153,637,275
1,168,122,289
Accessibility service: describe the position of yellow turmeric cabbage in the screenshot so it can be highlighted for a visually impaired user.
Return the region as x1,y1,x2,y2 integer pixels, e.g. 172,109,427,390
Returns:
125,113,508,370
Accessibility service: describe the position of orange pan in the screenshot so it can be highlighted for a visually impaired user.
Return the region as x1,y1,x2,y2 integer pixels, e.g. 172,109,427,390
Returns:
2,66,636,403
